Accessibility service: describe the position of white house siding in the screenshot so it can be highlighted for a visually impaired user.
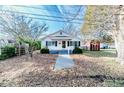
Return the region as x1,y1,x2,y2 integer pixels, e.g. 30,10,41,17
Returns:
41,31,81,51
42,40,81,51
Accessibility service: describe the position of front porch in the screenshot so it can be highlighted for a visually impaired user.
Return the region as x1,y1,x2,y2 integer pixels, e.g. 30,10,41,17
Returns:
49,49,73,54
46,40,80,51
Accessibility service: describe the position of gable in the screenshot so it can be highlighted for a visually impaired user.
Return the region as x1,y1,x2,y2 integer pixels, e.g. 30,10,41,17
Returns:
41,30,81,41
52,31,69,37
42,30,72,40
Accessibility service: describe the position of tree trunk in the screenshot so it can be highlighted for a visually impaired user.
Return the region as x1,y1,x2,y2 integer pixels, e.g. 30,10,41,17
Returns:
28,45,33,58
19,43,21,56
114,35,124,64
116,42,124,64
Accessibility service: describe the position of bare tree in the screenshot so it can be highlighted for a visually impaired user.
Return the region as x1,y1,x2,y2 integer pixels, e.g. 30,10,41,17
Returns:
0,13,48,57
63,23,84,40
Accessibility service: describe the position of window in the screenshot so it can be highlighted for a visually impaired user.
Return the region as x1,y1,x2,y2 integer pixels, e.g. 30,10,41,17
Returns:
46,41,57,46
8,40,14,43
52,41,55,46
69,41,80,47
75,41,78,47
73,41,75,46
70,41,73,46
60,32,62,35
47,41,51,46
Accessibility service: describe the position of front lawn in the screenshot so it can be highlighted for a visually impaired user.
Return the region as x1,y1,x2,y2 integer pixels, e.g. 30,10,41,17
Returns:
83,49,117,57
71,49,124,87
0,53,58,87
0,49,124,87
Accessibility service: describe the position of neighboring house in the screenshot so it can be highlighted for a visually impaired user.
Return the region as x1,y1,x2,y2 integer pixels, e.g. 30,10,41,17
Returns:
41,30,81,52
100,43,108,49
0,38,16,47
100,43,116,49
0,38,15,55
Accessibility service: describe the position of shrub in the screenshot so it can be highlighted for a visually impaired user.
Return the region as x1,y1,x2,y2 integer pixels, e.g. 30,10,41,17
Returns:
40,48,49,54
23,40,41,50
0,54,8,60
33,41,41,50
3,46,16,57
0,46,16,60
72,47,83,54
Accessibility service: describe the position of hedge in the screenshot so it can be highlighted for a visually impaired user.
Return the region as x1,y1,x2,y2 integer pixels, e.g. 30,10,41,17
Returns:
72,47,83,54
40,48,49,54
0,54,8,60
0,46,16,60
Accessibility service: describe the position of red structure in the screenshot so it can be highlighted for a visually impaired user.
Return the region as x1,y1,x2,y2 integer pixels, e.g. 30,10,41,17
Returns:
90,40,100,51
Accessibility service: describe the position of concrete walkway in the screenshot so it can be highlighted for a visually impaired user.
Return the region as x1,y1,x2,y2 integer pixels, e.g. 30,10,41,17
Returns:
55,54,74,70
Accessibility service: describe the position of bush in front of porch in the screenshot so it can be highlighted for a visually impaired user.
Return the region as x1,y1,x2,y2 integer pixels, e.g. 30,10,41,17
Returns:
40,48,50,54
72,47,83,54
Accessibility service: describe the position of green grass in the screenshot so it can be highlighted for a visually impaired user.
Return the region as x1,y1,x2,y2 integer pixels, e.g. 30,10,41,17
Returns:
104,79,124,87
83,49,117,57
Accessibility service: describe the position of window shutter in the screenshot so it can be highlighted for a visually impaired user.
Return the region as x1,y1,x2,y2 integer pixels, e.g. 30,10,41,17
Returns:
55,41,57,46
68,41,69,46
46,41,48,46
79,41,80,46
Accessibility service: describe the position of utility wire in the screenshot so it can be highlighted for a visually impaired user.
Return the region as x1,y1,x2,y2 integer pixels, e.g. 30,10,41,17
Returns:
0,9,100,25
13,5,84,25
13,5,84,16
62,6,83,30
65,6,83,22
0,9,83,21
0,10,82,24
25,16,82,24
12,5,111,15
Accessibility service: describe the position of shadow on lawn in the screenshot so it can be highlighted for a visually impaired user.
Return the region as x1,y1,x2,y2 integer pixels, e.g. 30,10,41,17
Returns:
82,75,124,84
83,50,117,57
70,54,124,86
70,74,124,87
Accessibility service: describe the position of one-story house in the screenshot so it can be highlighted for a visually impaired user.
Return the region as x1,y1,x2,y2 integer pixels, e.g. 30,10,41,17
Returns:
41,30,81,53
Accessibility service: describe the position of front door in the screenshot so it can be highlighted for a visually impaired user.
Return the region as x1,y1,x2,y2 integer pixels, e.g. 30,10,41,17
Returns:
62,41,66,48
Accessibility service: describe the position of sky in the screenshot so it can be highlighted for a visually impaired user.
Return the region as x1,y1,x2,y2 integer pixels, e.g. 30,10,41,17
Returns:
0,5,87,38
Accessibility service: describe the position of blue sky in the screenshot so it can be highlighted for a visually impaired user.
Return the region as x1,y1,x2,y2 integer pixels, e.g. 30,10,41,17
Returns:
0,5,87,38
